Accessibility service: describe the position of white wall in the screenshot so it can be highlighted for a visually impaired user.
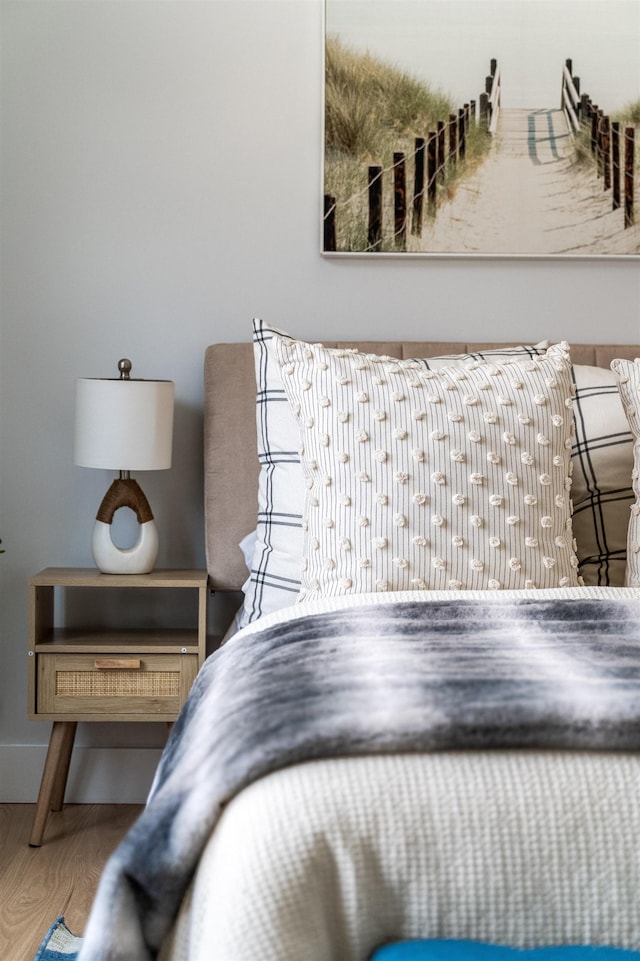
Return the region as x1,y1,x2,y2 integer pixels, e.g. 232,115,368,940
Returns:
1,0,639,803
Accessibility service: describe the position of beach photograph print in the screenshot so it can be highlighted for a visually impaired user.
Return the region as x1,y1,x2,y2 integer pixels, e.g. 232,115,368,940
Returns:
323,0,640,257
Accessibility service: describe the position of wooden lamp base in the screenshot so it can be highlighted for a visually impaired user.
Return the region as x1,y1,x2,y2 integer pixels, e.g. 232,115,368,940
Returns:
92,477,159,574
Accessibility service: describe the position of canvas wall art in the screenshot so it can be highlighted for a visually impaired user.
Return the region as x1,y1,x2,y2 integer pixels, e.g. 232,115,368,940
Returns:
323,0,640,257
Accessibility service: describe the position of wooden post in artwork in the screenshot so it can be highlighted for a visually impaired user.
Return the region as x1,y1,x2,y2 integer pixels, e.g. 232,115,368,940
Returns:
437,121,445,183
624,127,635,228
590,107,598,156
393,153,407,250
412,137,425,235
449,114,457,164
561,60,572,114
368,165,383,250
572,77,580,101
602,116,611,191
479,92,489,128
458,108,466,161
596,109,604,178
612,122,621,210
427,133,437,207
323,194,336,252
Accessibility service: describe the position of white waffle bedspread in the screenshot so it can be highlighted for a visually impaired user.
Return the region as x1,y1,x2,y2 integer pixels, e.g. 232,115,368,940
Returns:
157,585,640,960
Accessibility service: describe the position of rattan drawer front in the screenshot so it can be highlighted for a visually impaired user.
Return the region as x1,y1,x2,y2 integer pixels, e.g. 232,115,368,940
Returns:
37,653,198,717
55,668,180,698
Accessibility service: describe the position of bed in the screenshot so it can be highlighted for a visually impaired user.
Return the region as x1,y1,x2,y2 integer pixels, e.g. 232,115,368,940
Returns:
77,325,640,961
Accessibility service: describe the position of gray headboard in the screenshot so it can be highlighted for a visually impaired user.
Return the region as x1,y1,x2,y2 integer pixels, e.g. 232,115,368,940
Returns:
204,340,639,591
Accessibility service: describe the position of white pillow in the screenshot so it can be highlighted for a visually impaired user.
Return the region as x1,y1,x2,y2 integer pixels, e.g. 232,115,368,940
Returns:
274,337,581,598
242,319,551,622
610,358,640,587
571,365,634,586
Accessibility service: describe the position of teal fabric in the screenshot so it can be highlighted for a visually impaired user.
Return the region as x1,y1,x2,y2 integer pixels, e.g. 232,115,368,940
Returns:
371,943,640,961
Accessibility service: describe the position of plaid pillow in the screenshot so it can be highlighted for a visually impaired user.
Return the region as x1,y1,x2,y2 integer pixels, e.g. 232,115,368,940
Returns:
240,320,550,624
240,322,302,625
571,365,634,586
610,358,640,587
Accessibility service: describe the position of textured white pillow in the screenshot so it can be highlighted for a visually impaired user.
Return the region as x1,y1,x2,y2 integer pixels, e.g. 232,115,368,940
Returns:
610,358,640,587
274,338,581,598
243,319,550,623
571,365,634,586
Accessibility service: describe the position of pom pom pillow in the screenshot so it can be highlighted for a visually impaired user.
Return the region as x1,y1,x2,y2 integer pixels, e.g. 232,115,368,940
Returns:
274,337,580,598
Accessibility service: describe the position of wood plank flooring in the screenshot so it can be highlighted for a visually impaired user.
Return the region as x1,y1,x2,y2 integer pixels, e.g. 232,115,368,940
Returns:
0,803,142,961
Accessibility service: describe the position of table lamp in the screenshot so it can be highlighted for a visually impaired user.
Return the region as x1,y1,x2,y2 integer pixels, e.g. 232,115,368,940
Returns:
74,358,175,574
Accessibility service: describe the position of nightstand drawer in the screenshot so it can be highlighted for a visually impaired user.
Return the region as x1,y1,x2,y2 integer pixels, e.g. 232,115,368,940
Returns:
37,652,199,717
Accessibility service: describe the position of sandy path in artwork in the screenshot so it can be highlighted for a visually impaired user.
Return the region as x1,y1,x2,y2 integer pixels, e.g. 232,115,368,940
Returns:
418,108,640,256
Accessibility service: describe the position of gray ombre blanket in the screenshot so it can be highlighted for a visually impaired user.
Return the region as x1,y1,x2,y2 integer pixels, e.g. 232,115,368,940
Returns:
77,596,640,961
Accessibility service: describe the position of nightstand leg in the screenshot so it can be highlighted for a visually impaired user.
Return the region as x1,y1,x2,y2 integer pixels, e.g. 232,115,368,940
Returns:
29,721,78,847
50,721,77,811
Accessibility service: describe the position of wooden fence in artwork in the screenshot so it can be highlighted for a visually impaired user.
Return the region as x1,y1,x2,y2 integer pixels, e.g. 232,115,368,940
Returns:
480,58,502,135
323,60,501,253
561,58,635,227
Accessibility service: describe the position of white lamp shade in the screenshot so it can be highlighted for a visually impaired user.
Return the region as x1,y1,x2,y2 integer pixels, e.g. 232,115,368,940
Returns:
74,377,174,471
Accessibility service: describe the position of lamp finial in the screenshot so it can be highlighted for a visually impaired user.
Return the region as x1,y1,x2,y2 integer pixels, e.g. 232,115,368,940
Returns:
118,358,132,380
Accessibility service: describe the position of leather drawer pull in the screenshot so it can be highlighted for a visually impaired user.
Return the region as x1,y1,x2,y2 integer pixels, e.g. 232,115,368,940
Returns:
94,658,142,670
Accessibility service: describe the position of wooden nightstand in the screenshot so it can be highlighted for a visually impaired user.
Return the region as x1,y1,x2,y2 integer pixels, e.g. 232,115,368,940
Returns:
27,567,208,846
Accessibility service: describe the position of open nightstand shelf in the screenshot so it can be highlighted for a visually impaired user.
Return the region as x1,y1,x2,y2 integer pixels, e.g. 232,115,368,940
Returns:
27,567,209,845
32,629,201,652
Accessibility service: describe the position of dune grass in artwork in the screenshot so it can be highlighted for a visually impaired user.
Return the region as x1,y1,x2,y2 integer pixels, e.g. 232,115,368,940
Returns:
324,37,492,252
618,99,640,124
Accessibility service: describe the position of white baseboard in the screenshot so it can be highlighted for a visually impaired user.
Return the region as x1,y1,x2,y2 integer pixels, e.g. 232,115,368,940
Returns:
0,745,163,803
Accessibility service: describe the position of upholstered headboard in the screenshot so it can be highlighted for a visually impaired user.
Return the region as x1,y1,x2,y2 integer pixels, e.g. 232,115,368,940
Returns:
204,340,639,591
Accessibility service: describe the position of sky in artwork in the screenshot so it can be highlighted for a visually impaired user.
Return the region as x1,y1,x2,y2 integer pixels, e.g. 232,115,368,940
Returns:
326,0,640,110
